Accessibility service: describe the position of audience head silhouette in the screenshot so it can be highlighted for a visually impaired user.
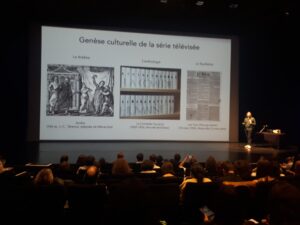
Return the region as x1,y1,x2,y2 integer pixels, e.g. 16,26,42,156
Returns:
112,158,131,176
117,152,125,159
141,160,155,172
85,165,99,184
161,161,175,176
174,153,181,162
136,153,144,162
34,168,54,185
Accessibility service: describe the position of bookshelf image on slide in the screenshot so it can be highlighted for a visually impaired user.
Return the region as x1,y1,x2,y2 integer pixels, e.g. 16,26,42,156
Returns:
120,66,181,120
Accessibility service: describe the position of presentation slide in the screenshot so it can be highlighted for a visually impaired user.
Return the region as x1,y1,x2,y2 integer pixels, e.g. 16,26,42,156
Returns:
40,26,232,141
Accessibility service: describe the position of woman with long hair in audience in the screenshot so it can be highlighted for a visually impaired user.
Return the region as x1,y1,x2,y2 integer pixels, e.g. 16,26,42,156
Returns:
112,158,132,176
179,162,212,201
34,168,63,185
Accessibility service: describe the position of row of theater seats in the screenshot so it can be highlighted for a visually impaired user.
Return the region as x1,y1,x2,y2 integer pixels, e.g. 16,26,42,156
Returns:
18,162,186,174
2,174,291,225
2,161,300,224
18,162,186,184
0,180,180,224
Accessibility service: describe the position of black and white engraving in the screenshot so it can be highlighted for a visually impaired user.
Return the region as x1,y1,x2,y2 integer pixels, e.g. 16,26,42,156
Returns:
47,65,114,116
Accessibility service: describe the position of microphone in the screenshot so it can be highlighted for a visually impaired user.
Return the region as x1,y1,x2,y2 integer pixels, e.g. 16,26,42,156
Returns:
259,124,268,133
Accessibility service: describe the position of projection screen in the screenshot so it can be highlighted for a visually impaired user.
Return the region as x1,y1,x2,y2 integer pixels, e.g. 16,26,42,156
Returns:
37,25,238,141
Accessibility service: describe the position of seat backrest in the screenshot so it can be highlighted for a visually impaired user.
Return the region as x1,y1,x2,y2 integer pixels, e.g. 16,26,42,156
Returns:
129,162,141,173
67,183,108,212
147,183,180,208
183,182,220,208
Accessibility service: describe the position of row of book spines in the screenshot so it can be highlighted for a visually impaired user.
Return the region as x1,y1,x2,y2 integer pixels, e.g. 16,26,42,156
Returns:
120,95,175,117
121,68,178,89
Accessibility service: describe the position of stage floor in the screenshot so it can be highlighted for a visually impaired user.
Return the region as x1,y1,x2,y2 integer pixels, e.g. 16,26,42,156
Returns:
28,141,298,164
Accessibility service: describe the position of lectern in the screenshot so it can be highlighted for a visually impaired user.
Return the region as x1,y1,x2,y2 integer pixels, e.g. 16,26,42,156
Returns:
260,131,285,149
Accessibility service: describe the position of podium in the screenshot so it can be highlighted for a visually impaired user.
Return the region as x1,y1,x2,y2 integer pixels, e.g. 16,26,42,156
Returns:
259,131,285,149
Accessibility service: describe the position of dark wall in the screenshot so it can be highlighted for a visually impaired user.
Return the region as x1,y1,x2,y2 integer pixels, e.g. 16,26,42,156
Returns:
2,18,29,162
1,1,298,163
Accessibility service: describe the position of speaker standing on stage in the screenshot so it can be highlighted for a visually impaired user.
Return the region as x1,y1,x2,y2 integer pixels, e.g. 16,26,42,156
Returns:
242,111,256,148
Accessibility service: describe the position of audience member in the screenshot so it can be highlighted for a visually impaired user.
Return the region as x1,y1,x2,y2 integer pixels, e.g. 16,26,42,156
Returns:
34,168,63,185
156,155,164,167
86,155,96,166
280,156,294,171
83,165,99,184
234,159,252,180
160,161,176,177
157,161,180,184
54,154,74,180
75,154,89,182
112,158,132,176
117,152,125,159
268,181,300,225
149,154,160,169
180,163,212,200
256,159,280,181
179,154,198,177
219,161,242,182
170,153,181,167
76,154,88,167
140,160,156,173
136,153,144,164
98,157,107,171
205,155,219,179
169,153,185,178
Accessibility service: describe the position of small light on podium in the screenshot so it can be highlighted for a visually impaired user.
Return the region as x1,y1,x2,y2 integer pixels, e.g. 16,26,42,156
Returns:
272,129,281,134
244,144,252,152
